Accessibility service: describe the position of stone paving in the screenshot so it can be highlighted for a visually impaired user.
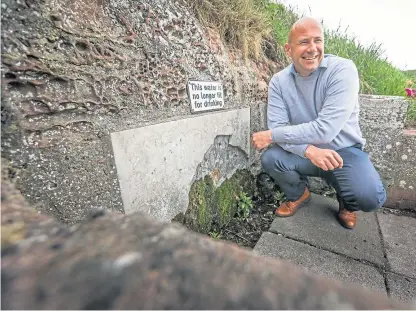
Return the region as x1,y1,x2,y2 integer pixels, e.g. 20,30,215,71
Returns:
254,194,416,304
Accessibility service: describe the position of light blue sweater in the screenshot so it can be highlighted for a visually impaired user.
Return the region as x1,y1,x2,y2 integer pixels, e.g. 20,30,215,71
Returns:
268,54,365,157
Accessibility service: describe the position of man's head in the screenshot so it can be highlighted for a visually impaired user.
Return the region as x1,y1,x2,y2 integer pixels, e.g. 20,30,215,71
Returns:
285,17,324,76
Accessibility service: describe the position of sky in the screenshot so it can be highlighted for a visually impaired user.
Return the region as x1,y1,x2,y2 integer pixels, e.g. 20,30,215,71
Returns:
278,0,415,70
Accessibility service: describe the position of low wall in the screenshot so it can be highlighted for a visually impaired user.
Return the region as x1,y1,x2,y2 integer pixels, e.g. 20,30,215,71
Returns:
258,95,415,210
108,94,414,229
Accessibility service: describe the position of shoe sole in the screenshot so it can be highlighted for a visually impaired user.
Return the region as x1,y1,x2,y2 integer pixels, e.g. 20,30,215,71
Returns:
275,195,312,218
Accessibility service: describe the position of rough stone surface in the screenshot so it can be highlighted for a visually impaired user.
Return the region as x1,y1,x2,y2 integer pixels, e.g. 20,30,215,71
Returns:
1,182,411,310
386,273,416,304
359,95,409,187
111,108,250,221
269,194,385,266
254,232,386,293
1,0,275,224
385,131,416,211
377,213,416,278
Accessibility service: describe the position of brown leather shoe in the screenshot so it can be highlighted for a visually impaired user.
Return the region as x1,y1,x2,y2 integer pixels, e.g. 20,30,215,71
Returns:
275,187,311,217
337,198,357,229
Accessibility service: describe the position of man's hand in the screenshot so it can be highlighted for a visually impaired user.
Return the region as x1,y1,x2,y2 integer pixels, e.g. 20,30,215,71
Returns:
252,130,273,151
305,145,343,171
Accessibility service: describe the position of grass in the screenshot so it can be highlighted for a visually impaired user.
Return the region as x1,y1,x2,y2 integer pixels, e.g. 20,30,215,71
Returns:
183,0,415,123
183,0,271,59
261,2,413,97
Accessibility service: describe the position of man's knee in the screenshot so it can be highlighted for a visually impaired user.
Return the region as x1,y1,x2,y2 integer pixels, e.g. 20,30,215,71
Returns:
261,146,288,173
261,148,277,173
353,182,386,212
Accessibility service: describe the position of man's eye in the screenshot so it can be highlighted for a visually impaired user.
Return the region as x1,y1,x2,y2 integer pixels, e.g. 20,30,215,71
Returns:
315,39,323,43
300,41,308,45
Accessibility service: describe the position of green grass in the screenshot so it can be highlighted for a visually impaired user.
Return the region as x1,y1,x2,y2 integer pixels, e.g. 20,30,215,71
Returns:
260,1,412,97
183,0,415,123
183,0,271,59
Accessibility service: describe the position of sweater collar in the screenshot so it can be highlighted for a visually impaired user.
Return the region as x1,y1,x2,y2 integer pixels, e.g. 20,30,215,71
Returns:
290,55,329,76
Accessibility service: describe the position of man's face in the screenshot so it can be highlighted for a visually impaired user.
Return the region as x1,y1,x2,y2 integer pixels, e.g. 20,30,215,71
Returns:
285,22,324,76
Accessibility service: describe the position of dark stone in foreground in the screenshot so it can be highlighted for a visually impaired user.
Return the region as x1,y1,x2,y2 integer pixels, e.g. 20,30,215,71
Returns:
1,182,412,310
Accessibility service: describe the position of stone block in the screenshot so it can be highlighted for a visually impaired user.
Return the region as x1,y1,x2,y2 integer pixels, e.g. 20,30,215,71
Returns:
359,95,408,187
111,108,250,221
385,130,416,210
377,213,416,278
254,232,386,293
269,194,385,266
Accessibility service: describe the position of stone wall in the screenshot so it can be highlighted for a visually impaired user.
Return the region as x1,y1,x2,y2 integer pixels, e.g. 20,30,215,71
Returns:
304,95,415,210
2,0,414,229
1,0,276,224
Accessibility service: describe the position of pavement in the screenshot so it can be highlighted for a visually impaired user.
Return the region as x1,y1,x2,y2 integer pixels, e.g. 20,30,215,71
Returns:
253,194,416,304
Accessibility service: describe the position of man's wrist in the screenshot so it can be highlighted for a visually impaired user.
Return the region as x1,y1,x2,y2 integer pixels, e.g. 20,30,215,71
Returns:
267,130,273,144
304,145,315,159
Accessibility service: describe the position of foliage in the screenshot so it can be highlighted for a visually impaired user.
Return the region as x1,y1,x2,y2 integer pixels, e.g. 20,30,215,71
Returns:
406,99,416,126
209,229,223,240
183,0,272,59
236,191,253,219
274,190,285,203
185,0,413,98
261,2,412,97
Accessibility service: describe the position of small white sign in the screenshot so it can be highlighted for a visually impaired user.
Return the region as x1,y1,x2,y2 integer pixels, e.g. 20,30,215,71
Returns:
187,80,224,112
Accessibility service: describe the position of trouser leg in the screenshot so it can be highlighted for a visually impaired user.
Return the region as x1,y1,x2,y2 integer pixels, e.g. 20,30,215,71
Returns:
261,144,320,201
322,146,387,212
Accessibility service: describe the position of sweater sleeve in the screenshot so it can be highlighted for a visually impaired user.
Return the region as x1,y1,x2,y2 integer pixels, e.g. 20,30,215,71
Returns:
271,60,359,145
267,76,309,158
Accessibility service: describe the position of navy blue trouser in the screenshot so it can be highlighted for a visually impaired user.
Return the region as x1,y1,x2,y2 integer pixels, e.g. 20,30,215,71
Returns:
261,144,387,212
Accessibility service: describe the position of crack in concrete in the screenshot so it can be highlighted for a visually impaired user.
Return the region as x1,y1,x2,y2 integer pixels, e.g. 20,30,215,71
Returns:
269,230,386,273
266,228,416,286
375,212,392,296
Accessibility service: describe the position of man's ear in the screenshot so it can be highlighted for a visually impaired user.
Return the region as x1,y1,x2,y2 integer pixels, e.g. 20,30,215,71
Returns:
284,43,291,58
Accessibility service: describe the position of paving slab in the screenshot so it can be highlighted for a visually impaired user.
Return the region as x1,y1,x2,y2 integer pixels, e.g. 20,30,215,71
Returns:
386,273,416,304
377,213,416,278
254,232,386,294
269,194,385,266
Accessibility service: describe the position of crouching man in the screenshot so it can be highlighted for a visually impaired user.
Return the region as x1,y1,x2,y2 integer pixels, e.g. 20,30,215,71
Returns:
252,17,386,229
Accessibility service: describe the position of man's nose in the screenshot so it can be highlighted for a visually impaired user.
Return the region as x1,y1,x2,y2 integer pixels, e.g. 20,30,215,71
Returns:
307,42,317,52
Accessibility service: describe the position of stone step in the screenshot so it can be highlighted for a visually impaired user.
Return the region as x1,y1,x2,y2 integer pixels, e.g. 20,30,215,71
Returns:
253,232,386,294
268,194,385,266
253,193,416,304
377,213,416,278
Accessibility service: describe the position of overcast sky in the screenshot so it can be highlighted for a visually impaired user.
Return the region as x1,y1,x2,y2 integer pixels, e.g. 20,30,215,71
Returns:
279,0,415,70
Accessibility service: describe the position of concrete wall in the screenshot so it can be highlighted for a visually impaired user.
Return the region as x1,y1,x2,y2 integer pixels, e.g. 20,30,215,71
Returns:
1,0,414,227
1,0,274,224
111,108,250,221
108,95,413,224
385,129,416,209
294,95,415,210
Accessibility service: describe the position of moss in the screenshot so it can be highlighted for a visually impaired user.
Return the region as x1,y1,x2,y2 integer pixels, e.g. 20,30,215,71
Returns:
181,169,255,234
214,177,238,228
183,175,214,233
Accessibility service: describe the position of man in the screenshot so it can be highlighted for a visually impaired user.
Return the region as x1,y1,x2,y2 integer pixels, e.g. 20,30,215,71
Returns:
252,17,386,229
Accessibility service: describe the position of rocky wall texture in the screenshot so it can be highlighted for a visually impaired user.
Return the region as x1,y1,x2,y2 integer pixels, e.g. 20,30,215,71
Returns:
385,129,416,210
1,0,278,224
359,95,409,187
1,181,411,310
